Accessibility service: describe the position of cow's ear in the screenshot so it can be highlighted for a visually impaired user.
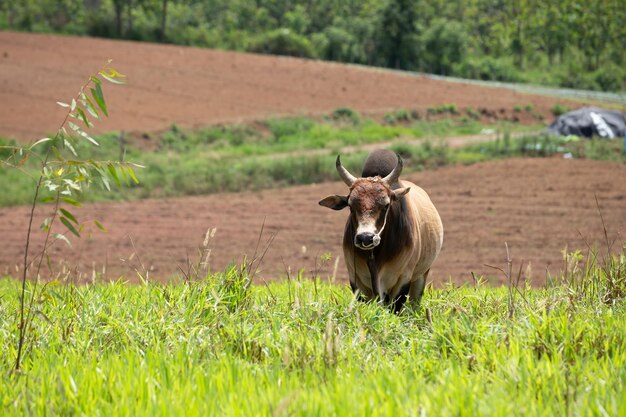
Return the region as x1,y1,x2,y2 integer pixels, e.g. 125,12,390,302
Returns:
319,195,349,210
392,187,410,200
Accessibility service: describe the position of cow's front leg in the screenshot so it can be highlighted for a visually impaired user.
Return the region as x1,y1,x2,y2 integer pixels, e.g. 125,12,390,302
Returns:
408,268,430,307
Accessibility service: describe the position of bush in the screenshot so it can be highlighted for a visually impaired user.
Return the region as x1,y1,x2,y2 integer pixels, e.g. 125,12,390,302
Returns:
591,63,625,92
421,18,467,75
453,56,522,82
330,107,361,125
265,117,315,140
248,28,317,59
550,103,570,117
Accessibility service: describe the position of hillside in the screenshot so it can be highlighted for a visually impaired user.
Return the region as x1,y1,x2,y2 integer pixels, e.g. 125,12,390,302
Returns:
0,31,576,142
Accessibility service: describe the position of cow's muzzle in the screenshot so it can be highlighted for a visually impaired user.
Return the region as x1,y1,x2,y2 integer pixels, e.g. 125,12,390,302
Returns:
355,232,381,250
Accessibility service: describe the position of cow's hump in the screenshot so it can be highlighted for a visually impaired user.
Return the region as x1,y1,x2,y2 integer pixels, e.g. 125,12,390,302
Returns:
361,149,398,178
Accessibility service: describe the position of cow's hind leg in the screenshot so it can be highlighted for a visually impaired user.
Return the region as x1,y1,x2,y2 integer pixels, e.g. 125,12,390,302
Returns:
408,269,430,307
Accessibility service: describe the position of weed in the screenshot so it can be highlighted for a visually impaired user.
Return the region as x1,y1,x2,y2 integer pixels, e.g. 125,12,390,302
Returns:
550,103,570,117
330,107,361,125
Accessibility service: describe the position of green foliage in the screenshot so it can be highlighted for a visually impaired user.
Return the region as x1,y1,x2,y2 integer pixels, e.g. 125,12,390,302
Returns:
3,0,625,91
390,140,451,170
1,247,625,415
329,107,361,125
460,134,626,163
422,18,467,76
454,56,523,83
550,103,570,117
4,114,624,207
465,107,480,120
427,103,459,116
376,0,419,69
248,28,317,58
0,62,136,371
383,109,413,124
264,117,315,140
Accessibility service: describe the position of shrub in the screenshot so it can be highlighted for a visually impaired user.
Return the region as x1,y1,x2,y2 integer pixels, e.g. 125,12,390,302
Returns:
550,103,570,117
330,107,361,125
453,56,522,82
384,109,411,124
248,28,317,59
465,107,480,120
265,117,315,140
591,63,625,92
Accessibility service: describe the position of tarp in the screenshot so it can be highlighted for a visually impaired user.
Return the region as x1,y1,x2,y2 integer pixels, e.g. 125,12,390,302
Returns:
548,107,626,138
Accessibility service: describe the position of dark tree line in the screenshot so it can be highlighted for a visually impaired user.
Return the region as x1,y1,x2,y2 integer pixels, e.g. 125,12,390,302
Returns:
2,0,624,91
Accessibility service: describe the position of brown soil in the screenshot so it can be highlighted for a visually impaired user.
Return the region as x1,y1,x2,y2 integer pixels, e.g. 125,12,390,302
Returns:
1,158,624,286
1,31,579,142
1,32,624,287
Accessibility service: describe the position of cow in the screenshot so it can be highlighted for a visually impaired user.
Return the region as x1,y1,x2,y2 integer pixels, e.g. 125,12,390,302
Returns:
319,149,443,312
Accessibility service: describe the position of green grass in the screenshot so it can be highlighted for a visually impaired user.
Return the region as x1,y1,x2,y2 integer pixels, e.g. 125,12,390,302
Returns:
1,112,623,207
1,248,625,416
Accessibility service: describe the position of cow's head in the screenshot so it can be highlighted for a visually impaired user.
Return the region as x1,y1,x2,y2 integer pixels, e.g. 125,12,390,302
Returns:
319,154,410,250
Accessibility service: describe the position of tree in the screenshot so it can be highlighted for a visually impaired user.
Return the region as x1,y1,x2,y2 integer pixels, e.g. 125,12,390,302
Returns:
422,18,467,75
377,0,420,70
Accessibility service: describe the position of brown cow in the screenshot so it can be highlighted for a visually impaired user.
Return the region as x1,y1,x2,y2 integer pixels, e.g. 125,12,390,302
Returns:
319,150,443,312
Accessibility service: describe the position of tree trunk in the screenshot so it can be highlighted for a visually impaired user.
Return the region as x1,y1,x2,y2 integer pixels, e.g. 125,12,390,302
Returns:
159,0,168,42
113,0,123,37
126,0,133,36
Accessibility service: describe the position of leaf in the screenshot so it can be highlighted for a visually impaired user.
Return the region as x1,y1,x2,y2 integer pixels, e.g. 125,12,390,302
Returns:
100,73,125,85
126,165,140,184
68,121,81,132
54,233,72,247
51,146,64,161
90,82,108,117
56,101,70,108
46,254,53,272
94,220,108,233
79,130,99,146
107,163,121,188
76,107,92,128
40,217,52,232
100,171,111,191
82,93,100,119
101,67,126,78
63,138,78,157
59,208,78,224
119,165,129,184
70,99,77,111
30,137,52,149
62,197,82,207
60,216,80,238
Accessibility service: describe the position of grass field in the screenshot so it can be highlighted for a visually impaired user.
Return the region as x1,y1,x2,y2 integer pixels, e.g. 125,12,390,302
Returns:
1,111,624,207
1,248,625,416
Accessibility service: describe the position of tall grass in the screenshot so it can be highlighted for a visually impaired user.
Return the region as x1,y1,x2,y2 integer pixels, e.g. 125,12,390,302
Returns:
1,247,625,416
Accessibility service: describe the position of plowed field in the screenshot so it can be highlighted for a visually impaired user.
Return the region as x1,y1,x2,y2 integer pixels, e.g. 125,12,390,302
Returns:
1,158,624,285
0,32,623,286
1,31,575,141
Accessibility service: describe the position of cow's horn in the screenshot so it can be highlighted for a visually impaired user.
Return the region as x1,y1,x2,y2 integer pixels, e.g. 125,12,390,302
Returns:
336,155,357,186
382,154,403,185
